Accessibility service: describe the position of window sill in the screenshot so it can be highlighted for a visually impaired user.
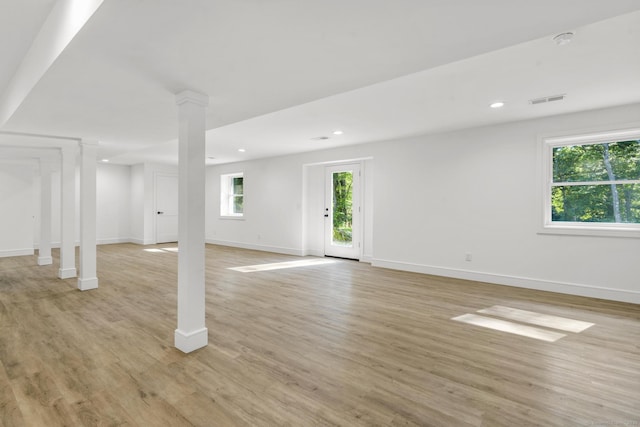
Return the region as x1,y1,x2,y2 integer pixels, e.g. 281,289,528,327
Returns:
219,215,245,221
538,223,640,239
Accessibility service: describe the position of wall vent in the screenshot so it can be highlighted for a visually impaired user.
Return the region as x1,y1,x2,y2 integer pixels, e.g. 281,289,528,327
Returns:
529,94,566,105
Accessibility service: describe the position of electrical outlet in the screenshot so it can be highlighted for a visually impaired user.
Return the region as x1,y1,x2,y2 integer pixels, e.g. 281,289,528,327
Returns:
465,253,472,262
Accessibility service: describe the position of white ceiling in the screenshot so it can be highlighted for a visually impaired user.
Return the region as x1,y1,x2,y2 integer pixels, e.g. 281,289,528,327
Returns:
1,0,640,165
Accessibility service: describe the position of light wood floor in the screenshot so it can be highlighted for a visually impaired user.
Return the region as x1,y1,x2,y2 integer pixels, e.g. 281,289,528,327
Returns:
0,243,639,426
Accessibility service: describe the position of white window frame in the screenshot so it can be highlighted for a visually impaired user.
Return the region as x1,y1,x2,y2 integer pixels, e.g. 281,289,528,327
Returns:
220,172,244,218
539,126,640,238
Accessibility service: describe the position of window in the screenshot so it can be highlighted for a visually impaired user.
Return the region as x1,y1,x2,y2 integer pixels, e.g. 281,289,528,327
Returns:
220,173,243,217
541,128,640,237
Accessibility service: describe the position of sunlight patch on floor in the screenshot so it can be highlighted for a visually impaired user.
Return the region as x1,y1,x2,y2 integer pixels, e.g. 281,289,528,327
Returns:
229,258,336,273
143,247,178,253
477,305,594,333
452,313,566,342
452,305,595,342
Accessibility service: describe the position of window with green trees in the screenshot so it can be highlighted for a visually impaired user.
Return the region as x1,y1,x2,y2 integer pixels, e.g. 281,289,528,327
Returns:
220,172,243,217
549,137,640,225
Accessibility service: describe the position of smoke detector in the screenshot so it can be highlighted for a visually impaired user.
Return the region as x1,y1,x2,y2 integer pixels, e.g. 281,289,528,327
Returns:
553,32,574,46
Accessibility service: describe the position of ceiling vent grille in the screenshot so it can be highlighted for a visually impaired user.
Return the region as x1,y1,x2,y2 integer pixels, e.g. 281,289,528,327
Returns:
529,94,566,105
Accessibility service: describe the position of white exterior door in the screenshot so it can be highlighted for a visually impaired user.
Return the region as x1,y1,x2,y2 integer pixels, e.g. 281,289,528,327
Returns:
324,164,361,260
156,174,178,243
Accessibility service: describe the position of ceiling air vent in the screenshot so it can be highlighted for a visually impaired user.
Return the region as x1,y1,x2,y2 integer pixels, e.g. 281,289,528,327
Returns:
529,94,566,105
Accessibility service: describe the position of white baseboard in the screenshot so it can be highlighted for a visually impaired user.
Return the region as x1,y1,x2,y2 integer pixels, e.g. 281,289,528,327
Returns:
35,238,133,248
78,277,99,291
37,256,53,265
302,249,324,257
206,239,304,256
96,238,131,245
0,248,34,258
175,327,208,353
361,254,373,264
372,258,640,305
58,267,77,279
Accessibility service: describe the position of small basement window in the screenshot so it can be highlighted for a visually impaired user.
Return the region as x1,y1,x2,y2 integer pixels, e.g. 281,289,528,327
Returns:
220,173,243,217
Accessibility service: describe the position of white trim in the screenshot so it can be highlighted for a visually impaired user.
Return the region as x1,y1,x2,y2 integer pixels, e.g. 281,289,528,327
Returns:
206,238,304,256
543,127,640,147
303,156,374,167
78,277,99,291
360,255,373,264
538,223,640,239
0,248,34,258
302,249,325,257
220,172,244,217
372,258,640,305
37,256,53,265
128,238,145,245
97,237,132,245
174,327,208,353
58,267,77,279
35,238,131,248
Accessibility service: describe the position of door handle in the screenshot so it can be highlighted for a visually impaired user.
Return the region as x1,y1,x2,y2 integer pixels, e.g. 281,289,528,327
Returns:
157,211,164,215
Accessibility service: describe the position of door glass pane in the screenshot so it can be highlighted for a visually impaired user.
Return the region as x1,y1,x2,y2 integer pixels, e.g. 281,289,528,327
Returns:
332,171,353,246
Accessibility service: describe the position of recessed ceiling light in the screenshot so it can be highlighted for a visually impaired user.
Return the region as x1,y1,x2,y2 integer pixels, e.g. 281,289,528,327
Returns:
332,130,343,135
100,159,109,162
553,32,574,46
490,101,505,109
238,148,246,152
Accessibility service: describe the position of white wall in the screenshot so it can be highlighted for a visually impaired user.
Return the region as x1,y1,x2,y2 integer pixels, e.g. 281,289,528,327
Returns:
372,104,640,303
1,160,132,254
96,163,131,244
130,164,145,244
206,157,305,255
206,103,640,303
0,160,37,257
206,149,375,257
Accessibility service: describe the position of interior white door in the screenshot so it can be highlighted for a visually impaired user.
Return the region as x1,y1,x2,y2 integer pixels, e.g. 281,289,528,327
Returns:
156,174,178,243
324,164,361,260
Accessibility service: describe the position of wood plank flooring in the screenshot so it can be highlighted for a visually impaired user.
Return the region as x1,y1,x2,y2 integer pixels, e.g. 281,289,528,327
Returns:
0,243,639,426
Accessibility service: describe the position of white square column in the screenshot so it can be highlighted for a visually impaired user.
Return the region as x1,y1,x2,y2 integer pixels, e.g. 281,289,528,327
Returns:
78,140,98,291
37,158,53,266
58,145,77,279
174,90,209,353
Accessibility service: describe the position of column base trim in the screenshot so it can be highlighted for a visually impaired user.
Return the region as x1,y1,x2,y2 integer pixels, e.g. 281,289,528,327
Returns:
78,277,98,291
58,267,77,279
37,256,53,266
175,327,208,353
